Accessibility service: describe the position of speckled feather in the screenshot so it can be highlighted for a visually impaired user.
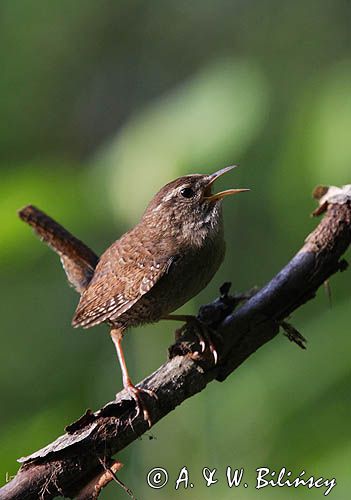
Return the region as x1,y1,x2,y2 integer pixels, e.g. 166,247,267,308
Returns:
72,228,176,328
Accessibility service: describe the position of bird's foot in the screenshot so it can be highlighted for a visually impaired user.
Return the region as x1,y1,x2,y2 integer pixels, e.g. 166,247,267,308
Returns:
123,379,158,428
173,316,220,365
192,320,219,365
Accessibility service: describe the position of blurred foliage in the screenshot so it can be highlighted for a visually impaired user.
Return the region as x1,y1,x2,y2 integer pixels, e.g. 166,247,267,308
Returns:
94,58,268,223
0,1,350,499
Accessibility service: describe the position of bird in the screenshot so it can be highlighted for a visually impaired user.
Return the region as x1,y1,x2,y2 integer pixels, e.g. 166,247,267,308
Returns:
19,165,249,425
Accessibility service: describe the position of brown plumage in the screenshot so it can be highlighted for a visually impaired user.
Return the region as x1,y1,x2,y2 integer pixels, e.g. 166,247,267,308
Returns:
18,205,98,293
19,166,249,426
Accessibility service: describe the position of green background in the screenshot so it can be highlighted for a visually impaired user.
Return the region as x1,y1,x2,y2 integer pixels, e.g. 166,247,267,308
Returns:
0,1,350,498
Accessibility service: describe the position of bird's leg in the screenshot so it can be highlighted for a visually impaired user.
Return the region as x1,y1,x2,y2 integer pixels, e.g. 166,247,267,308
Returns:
162,314,198,338
162,314,218,364
110,328,157,427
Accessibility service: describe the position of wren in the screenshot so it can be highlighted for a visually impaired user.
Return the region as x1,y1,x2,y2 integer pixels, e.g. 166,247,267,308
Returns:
19,166,249,425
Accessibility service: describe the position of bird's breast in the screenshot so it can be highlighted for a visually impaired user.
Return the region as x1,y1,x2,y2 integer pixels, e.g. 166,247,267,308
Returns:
122,230,226,327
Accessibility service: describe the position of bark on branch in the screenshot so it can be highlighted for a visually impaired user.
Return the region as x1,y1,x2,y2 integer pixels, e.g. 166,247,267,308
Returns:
1,185,350,500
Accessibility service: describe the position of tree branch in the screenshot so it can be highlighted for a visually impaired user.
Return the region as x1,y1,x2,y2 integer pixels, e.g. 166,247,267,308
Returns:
1,185,350,500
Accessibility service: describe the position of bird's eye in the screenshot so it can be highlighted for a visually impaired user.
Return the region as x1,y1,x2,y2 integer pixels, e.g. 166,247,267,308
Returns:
180,187,195,198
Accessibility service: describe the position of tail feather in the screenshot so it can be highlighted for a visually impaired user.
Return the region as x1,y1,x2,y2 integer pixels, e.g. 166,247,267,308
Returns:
18,205,99,293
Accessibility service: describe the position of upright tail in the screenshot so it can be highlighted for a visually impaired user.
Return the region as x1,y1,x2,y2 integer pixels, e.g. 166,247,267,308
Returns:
18,205,99,293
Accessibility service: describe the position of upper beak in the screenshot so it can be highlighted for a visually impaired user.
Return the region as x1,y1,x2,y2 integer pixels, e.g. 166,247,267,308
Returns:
204,165,250,202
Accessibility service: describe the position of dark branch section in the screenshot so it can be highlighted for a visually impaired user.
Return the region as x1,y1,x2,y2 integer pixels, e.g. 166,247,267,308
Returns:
2,188,350,499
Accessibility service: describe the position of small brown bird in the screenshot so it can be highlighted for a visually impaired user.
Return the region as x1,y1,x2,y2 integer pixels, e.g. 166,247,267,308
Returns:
19,166,248,424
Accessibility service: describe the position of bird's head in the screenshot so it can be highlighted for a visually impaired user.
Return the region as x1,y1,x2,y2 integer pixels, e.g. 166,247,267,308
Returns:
143,165,249,244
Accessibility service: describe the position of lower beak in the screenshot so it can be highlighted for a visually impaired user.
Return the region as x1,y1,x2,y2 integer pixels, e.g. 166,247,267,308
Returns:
204,165,250,201
205,188,250,202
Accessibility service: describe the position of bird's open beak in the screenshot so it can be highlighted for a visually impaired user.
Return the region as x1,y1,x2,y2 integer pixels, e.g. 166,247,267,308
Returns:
204,165,250,202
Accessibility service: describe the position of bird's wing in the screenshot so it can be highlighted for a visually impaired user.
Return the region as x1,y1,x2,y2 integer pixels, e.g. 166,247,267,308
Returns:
72,237,174,328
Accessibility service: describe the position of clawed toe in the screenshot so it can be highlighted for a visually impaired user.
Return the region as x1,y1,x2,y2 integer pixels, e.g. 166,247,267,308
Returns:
164,314,220,365
195,333,206,353
125,383,157,427
141,387,158,400
187,318,220,365
209,343,218,365
196,328,218,364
